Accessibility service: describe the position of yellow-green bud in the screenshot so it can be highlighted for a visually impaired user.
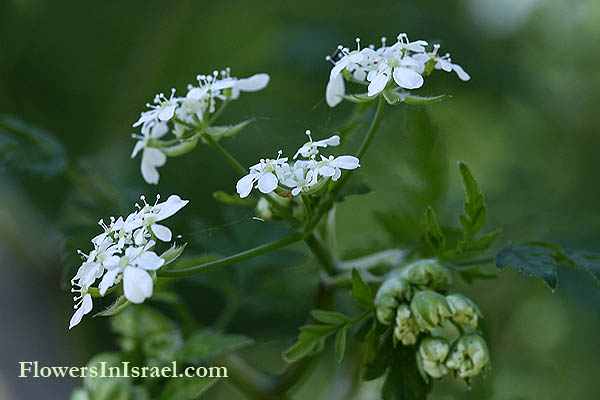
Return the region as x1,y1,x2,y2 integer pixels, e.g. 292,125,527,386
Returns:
445,334,490,378
410,290,452,331
446,293,482,329
256,197,273,221
401,259,452,291
393,304,420,345
418,337,450,378
375,276,411,325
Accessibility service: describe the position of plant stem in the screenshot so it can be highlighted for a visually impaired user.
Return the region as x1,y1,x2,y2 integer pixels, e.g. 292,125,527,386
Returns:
158,232,303,278
338,248,405,270
304,232,338,276
201,133,247,175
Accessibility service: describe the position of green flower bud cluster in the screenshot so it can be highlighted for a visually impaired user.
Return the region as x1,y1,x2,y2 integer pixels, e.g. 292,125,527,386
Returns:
374,259,491,380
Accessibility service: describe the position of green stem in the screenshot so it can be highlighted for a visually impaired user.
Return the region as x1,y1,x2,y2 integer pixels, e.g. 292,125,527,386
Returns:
158,232,303,278
209,100,229,124
304,232,338,276
202,133,247,175
338,248,405,270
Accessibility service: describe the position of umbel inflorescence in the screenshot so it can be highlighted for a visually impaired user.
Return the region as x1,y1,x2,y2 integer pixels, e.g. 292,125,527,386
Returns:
325,33,469,107
69,195,188,329
375,259,490,381
131,69,269,184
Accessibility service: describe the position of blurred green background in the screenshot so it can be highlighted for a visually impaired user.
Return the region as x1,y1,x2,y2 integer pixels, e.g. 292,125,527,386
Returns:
1,0,599,399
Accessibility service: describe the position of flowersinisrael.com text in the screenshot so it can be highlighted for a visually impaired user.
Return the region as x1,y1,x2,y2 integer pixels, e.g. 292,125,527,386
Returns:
18,361,227,379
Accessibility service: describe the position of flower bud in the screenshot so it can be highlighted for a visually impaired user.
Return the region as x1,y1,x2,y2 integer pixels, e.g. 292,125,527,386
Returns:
445,334,490,378
417,336,450,378
393,304,420,345
446,293,482,329
256,197,273,221
410,290,452,331
374,276,411,325
401,259,452,291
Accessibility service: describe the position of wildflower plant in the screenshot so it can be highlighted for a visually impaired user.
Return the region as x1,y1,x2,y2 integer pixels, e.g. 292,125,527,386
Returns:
5,30,587,400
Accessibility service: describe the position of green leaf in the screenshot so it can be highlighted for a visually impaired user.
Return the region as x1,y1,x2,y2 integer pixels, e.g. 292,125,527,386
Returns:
363,330,395,381
425,206,445,254
204,119,253,140
161,377,218,400
213,191,256,206
161,136,199,157
362,320,380,365
382,90,447,106
160,243,187,265
283,324,337,363
457,161,487,237
94,296,132,317
496,243,558,289
381,346,430,400
311,310,351,325
458,229,501,253
351,269,374,308
177,330,254,363
564,250,600,286
335,325,348,363
0,115,67,177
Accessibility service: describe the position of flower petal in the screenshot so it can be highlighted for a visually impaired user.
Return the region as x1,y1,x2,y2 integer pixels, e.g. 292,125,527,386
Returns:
330,155,360,170
151,223,172,242
326,73,345,107
452,64,471,81
236,174,256,198
368,72,390,96
236,74,270,91
158,104,177,121
136,251,165,271
392,67,424,90
155,195,189,220
257,172,278,194
99,268,119,296
123,267,153,304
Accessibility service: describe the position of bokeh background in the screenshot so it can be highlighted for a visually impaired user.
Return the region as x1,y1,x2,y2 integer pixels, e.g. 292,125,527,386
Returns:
1,0,599,399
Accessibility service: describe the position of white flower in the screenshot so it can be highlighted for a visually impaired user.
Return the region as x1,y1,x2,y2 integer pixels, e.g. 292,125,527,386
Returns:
98,241,165,303
133,89,180,127
294,130,340,159
131,122,169,184
366,56,424,96
391,33,428,54
69,285,93,330
132,194,189,243
412,44,470,81
236,152,288,198
312,154,361,182
325,73,345,107
277,160,317,196
72,237,120,288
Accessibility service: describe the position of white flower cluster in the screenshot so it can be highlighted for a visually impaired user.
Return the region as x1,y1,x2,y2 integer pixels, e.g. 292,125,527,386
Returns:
236,130,360,198
131,69,270,184
69,194,188,329
325,33,470,107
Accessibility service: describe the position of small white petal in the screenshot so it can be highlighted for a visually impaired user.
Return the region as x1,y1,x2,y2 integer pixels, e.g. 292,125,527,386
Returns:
330,155,360,170
319,165,336,177
257,172,278,194
136,251,165,271
326,73,345,107
151,223,172,242
155,195,189,220
452,64,471,81
131,141,145,159
368,72,390,96
158,104,177,121
236,174,256,198
392,67,424,90
99,269,119,296
236,74,270,91
123,267,153,304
